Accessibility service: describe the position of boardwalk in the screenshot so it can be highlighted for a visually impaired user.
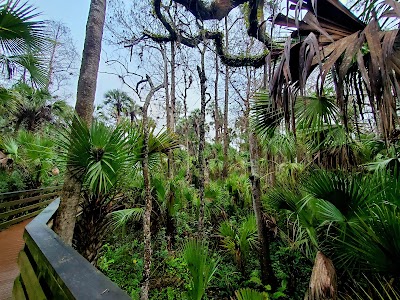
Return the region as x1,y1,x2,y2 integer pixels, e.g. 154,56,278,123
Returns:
0,219,30,300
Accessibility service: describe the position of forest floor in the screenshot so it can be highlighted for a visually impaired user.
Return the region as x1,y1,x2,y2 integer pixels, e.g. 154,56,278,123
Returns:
0,219,30,300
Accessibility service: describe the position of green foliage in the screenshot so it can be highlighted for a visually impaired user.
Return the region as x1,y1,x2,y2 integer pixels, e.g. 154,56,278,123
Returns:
0,169,26,192
182,239,219,300
347,276,400,300
108,207,144,235
97,241,143,299
0,0,48,86
219,215,257,271
270,243,311,299
235,288,268,300
57,117,130,194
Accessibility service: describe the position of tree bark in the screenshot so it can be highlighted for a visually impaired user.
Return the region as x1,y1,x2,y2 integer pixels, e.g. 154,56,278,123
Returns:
214,50,220,143
249,133,276,287
222,17,229,178
46,23,61,90
161,45,171,130
141,77,163,300
170,41,176,132
197,44,207,235
74,0,106,125
53,0,106,245
183,72,193,180
246,62,277,287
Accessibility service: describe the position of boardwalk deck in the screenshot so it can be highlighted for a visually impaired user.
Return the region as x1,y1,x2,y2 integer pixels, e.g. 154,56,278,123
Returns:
0,219,30,300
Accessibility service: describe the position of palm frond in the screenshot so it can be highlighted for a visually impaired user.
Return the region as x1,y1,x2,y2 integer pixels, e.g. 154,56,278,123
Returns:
333,204,400,274
57,116,130,195
0,0,48,54
234,288,266,300
250,90,284,138
182,239,219,300
107,207,144,233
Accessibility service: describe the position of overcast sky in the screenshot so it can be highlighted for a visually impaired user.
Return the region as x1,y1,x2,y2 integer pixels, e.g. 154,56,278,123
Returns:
35,0,127,107
34,0,350,111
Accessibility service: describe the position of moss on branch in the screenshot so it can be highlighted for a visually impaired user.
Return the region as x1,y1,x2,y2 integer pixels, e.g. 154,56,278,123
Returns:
141,0,270,68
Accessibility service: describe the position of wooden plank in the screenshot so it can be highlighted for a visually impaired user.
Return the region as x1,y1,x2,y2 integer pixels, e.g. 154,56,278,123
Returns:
18,250,47,300
0,211,41,230
12,274,27,300
0,192,59,209
0,199,52,219
0,187,60,200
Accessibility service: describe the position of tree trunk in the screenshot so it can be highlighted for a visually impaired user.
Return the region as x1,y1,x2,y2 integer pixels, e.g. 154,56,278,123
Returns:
161,45,171,130
222,17,229,178
183,72,193,180
249,133,276,287
53,0,106,245
214,50,220,143
46,23,61,90
141,77,163,300
197,44,207,235
247,63,277,287
170,41,176,132
167,41,176,177
141,102,152,300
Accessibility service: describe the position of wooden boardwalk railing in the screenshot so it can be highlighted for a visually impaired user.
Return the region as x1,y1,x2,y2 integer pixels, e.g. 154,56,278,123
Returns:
0,186,61,230
12,198,130,299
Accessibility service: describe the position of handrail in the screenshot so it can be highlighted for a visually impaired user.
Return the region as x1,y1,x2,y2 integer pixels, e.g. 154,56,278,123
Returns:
0,187,61,230
0,186,61,200
13,198,131,299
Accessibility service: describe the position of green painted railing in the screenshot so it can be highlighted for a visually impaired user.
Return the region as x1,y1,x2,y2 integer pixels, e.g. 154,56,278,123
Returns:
13,198,130,299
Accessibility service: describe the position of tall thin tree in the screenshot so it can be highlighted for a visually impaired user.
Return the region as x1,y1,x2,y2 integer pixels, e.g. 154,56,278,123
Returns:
222,17,230,178
54,0,107,244
140,76,164,300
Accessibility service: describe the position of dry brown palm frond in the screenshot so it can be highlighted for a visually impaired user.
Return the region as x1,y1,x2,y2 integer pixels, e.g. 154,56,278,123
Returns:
305,251,337,300
0,150,13,169
266,0,400,142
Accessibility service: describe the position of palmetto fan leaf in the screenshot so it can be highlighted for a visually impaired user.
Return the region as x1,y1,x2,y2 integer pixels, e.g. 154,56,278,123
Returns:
300,169,376,221
0,1,49,87
129,126,180,169
182,239,218,300
0,0,47,55
6,52,48,87
332,204,400,274
57,116,130,195
296,96,339,132
107,207,144,233
250,90,284,137
348,275,400,300
266,185,320,254
219,215,257,268
234,288,266,300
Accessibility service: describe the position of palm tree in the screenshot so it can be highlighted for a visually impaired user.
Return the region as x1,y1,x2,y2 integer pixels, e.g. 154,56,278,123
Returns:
267,168,400,298
0,0,48,86
219,215,257,275
102,89,134,124
269,0,400,143
11,83,50,131
0,83,70,132
53,0,107,245
56,117,179,262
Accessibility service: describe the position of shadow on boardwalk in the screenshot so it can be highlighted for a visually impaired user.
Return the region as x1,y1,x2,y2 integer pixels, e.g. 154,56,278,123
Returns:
0,219,30,300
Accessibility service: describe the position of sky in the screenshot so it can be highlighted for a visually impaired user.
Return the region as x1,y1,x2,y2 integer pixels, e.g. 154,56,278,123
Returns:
35,0,127,107
34,0,350,109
